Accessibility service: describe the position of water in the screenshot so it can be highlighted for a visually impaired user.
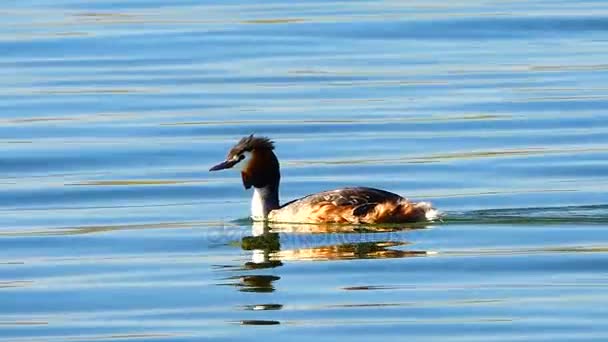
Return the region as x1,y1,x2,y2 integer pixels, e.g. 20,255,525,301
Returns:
2,1,608,341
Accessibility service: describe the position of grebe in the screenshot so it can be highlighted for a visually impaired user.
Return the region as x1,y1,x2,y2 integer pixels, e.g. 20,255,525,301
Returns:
209,135,440,224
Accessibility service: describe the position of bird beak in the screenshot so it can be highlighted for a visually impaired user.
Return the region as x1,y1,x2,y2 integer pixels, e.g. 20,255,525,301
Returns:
209,159,239,171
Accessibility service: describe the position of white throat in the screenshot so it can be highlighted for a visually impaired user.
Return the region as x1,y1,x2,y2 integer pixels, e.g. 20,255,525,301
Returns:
251,186,273,221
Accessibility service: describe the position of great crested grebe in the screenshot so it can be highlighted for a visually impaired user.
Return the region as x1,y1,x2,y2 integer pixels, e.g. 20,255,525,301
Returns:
209,135,440,224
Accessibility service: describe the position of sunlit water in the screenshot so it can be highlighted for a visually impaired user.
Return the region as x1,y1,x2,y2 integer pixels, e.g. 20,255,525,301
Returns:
3,1,608,341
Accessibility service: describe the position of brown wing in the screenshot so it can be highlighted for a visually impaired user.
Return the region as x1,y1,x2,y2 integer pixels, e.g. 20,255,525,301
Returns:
301,187,403,212
284,187,403,206
270,187,418,224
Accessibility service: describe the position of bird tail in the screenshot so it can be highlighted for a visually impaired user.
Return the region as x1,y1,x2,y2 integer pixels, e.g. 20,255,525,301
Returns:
412,201,443,222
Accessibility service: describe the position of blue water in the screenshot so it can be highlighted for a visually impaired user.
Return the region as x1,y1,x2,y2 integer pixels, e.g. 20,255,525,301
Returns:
2,1,608,341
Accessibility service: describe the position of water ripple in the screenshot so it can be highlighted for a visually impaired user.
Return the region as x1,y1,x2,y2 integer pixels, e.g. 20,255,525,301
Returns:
3,0,608,341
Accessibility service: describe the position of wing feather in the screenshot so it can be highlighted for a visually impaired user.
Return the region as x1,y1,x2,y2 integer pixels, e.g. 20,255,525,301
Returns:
269,187,418,224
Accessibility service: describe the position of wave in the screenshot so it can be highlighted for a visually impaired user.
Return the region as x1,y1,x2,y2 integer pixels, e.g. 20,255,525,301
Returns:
446,204,608,224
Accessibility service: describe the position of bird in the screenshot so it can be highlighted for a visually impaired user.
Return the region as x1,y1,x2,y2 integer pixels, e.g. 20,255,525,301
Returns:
209,135,440,224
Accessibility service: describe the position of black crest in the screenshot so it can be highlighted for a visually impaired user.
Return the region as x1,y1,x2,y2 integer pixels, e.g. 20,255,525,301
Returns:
228,134,274,157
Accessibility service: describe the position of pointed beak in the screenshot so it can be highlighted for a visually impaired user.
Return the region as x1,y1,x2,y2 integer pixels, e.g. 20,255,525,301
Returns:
209,159,239,171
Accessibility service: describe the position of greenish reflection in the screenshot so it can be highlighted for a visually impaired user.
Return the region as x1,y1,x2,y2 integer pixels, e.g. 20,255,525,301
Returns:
234,275,281,293
242,221,432,263
224,221,433,325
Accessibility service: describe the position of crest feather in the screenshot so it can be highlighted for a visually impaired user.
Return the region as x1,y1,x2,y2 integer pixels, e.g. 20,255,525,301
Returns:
229,134,274,157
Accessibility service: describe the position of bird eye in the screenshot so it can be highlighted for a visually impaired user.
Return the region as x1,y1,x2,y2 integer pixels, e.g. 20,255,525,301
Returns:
231,154,245,162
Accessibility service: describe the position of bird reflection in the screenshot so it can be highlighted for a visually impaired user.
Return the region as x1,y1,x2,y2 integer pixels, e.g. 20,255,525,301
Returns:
221,221,435,324
232,275,280,293
242,221,433,264
222,221,433,292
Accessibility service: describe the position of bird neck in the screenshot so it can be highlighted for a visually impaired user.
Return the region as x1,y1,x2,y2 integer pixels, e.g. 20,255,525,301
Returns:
251,184,280,221
244,149,281,220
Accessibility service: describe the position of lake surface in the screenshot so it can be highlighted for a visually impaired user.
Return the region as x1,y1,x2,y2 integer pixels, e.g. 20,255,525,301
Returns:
3,1,608,341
